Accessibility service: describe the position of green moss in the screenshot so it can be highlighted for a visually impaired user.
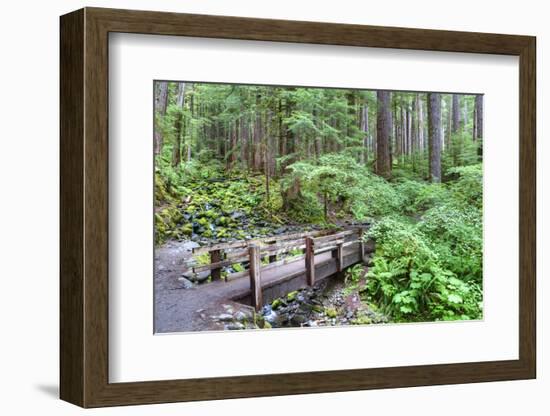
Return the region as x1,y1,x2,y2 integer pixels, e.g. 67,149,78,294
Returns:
312,305,324,313
216,227,229,238
351,315,371,325
204,210,218,219
286,291,298,301
154,173,175,205
197,217,209,227
181,223,193,235
155,206,185,245
325,307,338,318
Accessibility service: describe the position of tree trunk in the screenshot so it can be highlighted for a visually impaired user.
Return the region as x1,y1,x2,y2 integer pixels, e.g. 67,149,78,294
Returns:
171,82,186,167
277,99,285,175
376,91,392,179
475,95,483,140
253,96,262,171
451,94,460,133
154,81,169,155
428,93,442,183
472,105,477,141
417,94,424,154
360,103,369,164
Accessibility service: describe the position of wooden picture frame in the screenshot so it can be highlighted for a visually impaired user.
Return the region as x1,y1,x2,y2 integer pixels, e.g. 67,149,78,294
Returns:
60,7,536,408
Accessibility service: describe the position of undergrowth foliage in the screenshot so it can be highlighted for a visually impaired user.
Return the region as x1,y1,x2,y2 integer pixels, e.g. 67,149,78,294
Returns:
364,164,483,321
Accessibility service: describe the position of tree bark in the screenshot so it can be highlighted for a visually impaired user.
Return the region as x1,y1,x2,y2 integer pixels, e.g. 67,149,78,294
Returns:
376,91,392,179
417,94,424,154
451,94,461,133
154,81,169,155
171,82,186,167
360,103,369,164
428,93,442,183
475,95,483,140
253,95,262,171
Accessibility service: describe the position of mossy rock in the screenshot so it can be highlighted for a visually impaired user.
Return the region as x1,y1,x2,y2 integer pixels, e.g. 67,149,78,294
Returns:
286,291,298,301
204,210,219,219
197,217,210,227
325,307,338,318
312,305,324,313
181,223,193,235
154,173,176,205
351,315,371,325
154,207,185,245
216,228,229,238
216,216,229,226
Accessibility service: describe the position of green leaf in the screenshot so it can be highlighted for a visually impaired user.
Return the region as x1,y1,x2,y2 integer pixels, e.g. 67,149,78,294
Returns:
448,294,463,304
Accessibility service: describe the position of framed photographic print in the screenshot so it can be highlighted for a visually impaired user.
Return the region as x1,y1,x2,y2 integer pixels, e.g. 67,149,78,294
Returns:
60,7,536,408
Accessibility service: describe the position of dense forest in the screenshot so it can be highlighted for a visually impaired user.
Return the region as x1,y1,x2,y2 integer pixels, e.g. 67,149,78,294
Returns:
154,81,483,324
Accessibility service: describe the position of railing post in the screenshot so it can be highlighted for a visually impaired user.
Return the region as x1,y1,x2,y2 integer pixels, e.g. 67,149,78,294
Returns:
358,228,365,262
248,243,262,311
305,237,315,286
336,242,344,272
210,249,222,281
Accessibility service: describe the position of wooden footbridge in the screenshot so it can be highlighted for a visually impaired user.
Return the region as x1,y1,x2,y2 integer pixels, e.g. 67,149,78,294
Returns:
187,227,374,311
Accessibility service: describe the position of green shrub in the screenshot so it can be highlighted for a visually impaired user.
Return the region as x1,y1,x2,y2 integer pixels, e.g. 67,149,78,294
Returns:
393,179,448,214
364,216,482,322
282,154,402,222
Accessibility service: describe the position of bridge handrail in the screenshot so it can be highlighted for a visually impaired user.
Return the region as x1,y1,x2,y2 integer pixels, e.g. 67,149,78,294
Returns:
191,229,328,255
189,227,364,278
184,225,372,311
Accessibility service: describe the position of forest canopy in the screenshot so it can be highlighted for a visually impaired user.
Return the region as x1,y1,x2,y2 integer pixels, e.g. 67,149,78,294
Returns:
154,81,484,324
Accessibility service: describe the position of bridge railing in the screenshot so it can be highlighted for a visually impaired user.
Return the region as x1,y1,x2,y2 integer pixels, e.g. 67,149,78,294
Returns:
187,227,370,311
189,229,327,281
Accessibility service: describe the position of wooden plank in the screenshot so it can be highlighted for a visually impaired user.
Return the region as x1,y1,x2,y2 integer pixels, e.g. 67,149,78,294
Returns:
313,230,355,244
260,254,306,273
224,269,249,281
305,237,315,286
260,239,306,253
192,229,328,254
192,255,248,273
193,240,249,254
248,244,262,311
224,249,249,261
315,238,345,250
